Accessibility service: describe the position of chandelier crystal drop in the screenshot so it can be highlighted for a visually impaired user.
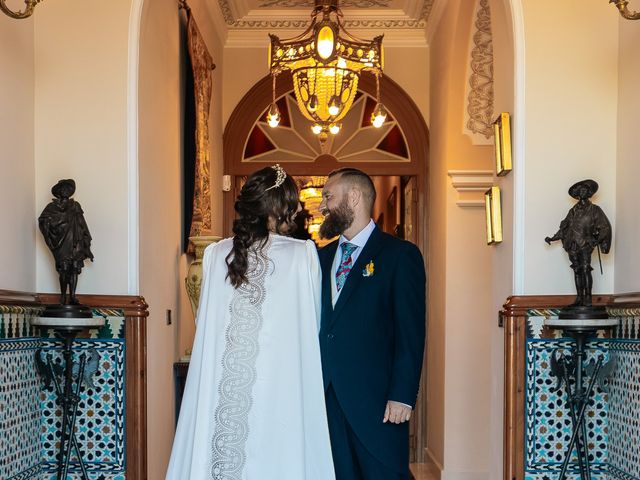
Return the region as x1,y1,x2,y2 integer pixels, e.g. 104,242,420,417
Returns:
268,0,386,141
266,74,281,128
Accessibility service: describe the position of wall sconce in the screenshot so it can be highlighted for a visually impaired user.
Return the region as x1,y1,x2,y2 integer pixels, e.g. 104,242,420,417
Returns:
610,0,640,20
485,186,503,245
1,0,42,19
493,112,512,176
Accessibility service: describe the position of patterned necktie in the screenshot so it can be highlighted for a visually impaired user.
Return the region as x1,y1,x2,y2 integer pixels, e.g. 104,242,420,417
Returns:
336,242,357,292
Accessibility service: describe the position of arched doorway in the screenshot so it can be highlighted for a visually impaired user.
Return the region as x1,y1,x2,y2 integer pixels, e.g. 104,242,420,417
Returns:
223,71,430,461
223,72,429,240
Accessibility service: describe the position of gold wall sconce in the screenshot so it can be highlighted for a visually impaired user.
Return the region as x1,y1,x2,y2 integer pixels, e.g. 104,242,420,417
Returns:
610,0,640,20
485,186,503,245
1,0,42,19
493,112,512,177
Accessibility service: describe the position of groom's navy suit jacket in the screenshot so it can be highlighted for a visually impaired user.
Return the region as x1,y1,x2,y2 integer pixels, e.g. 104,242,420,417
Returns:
318,226,426,473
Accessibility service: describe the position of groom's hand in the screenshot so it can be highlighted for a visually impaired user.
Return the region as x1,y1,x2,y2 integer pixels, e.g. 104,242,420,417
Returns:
383,401,412,424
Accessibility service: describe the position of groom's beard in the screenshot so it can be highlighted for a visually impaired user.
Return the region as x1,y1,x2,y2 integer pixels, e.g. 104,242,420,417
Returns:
319,198,354,239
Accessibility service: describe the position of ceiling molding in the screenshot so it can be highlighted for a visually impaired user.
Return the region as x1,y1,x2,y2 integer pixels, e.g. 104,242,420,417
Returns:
225,27,427,47
448,170,493,207
216,0,434,29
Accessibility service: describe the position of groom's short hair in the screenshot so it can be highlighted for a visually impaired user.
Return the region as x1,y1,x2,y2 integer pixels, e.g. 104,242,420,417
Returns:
328,168,376,213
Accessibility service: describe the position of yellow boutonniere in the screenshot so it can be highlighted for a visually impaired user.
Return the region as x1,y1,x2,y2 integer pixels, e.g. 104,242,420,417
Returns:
362,260,375,277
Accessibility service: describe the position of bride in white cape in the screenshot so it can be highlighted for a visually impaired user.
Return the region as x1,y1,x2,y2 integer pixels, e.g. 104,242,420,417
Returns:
166,165,335,480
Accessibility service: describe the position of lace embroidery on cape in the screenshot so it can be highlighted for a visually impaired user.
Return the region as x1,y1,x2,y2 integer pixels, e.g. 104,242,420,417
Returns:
210,243,273,479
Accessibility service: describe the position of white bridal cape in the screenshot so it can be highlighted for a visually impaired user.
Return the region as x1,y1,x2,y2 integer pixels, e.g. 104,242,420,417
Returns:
166,235,335,480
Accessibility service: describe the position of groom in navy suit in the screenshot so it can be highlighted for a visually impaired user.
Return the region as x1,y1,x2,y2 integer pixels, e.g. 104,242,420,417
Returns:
318,168,426,480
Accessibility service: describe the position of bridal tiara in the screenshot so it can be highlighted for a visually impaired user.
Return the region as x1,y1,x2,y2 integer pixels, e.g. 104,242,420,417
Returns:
265,164,287,191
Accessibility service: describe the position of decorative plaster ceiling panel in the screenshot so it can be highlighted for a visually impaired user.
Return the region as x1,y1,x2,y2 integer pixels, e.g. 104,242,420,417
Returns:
217,0,434,29
259,1,392,7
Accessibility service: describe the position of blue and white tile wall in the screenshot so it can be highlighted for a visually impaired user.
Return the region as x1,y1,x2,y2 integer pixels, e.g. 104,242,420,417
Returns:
524,310,640,480
0,306,126,480
608,314,640,480
0,308,43,480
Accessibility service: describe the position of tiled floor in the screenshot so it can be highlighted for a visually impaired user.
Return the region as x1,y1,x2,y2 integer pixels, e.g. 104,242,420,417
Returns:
410,463,439,480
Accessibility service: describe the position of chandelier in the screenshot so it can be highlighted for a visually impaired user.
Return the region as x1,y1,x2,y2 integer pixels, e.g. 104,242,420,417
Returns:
0,0,42,19
267,0,387,142
610,0,640,19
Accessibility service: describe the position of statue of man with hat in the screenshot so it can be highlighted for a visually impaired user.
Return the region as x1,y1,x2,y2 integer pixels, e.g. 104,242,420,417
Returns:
38,179,94,306
545,179,612,312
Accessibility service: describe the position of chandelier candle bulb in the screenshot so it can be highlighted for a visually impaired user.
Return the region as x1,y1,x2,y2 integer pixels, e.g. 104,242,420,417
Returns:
328,96,341,116
371,103,387,128
267,103,281,128
317,26,336,59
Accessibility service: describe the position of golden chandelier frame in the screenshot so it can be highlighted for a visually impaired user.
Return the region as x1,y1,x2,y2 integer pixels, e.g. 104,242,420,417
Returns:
267,0,387,142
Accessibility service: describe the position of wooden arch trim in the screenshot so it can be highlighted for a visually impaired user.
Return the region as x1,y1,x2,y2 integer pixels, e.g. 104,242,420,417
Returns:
223,71,430,176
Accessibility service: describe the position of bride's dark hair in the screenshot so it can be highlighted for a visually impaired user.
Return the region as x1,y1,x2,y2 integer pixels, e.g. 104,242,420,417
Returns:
226,165,299,288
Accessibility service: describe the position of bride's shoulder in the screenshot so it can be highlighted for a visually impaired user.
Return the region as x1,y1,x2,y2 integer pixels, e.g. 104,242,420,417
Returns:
203,237,233,257
207,237,233,250
270,235,318,256
269,234,307,248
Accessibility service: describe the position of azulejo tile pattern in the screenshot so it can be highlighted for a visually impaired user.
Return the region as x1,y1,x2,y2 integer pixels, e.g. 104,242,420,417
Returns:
39,338,126,479
525,338,609,479
0,307,127,480
608,340,640,480
0,338,42,480
39,473,126,480
5,464,41,480
524,313,640,480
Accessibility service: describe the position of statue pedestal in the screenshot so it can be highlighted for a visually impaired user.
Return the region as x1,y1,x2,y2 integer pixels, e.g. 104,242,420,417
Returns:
40,303,94,320
558,305,609,320
543,317,619,480
30,314,105,480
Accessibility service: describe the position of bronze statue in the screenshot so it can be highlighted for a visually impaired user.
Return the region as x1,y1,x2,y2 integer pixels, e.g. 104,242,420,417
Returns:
39,179,94,305
545,179,611,314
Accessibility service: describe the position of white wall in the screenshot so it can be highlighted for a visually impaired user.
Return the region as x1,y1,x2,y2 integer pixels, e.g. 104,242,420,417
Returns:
34,0,131,296
488,0,517,477
138,0,182,477
615,17,640,293
0,15,36,291
428,0,494,477
443,186,492,479
520,0,618,295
